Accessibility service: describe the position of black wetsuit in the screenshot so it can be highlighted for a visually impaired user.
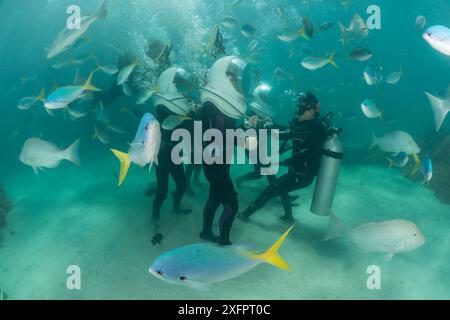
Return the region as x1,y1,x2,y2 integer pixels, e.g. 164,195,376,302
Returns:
241,117,328,221
152,105,189,221
185,109,203,195
200,102,238,246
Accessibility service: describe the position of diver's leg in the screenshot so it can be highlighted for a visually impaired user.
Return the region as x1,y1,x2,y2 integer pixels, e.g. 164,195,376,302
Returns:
239,179,280,221
192,164,202,186
236,166,262,188
171,163,191,215
278,173,314,223
219,195,239,246
185,164,195,196
152,161,169,222
200,192,221,243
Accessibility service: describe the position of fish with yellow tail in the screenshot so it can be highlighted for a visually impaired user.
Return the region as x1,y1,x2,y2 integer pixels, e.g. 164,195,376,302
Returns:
44,72,100,111
111,113,161,186
301,52,338,71
149,225,295,290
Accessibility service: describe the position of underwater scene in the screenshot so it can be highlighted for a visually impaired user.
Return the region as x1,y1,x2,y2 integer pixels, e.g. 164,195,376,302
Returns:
0,0,449,301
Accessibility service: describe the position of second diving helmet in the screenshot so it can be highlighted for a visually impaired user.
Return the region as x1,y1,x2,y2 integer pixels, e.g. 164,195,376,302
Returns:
250,84,276,119
153,67,195,116
201,56,252,119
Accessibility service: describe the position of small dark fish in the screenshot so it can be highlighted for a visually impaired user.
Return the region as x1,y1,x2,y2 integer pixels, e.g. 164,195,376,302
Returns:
349,47,373,61
303,17,314,39
319,22,334,31
241,24,256,37
152,233,164,246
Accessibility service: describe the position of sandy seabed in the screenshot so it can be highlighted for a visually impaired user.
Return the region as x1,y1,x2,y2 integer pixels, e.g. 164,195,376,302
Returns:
0,154,449,300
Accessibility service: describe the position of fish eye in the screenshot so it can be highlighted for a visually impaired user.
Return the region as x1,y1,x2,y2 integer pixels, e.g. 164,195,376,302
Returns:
145,125,149,130
156,270,163,276
179,276,187,281
414,234,417,237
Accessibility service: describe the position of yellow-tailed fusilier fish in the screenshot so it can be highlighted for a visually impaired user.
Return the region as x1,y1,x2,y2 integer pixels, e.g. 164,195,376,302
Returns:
116,60,139,86
46,0,109,59
111,113,161,186
17,89,45,110
324,213,425,262
149,226,294,290
44,73,100,111
423,25,450,56
301,52,338,71
361,99,382,120
385,67,403,85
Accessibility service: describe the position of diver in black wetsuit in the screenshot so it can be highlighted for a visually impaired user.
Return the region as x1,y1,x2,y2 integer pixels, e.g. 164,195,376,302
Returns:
199,56,252,246
151,67,197,224
239,92,328,223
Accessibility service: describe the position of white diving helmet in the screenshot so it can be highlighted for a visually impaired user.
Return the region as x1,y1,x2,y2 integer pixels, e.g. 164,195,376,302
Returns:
153,67,194,116
250,84,276,119
201,56,252,119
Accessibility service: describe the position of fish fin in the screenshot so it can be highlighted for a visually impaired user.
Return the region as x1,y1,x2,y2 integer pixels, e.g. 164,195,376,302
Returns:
185,280,210,292
327,52,339,68
245,225,294,270
96,0,109,20
385,157,394,169
45,107,55,116
110,149,131,186
412,153,420,176
324,212,349,241
36,88,45,102
425,92,450,131
297,27,310,40
63,139,81,166
379,111,384,123
382,253,394,262
32,166,39,175
93,126,99,140
370,132,378,149
83,72,101,92
337,22,348,45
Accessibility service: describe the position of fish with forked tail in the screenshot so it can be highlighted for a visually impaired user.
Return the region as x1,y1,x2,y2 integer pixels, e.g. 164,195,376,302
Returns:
111,113,161,186
149,226,294,290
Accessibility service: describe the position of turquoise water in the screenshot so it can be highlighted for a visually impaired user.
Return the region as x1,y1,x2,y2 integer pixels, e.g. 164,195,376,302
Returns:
0,0,449,300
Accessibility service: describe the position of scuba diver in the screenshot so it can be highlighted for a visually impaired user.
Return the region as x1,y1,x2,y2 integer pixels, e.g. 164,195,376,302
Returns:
199,55,252,246
96,39,172,107
239,92,329,224
235,83,276,189
151,67,196,224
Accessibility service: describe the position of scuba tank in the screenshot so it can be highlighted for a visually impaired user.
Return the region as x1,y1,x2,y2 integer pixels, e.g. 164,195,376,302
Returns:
310,113,344,216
